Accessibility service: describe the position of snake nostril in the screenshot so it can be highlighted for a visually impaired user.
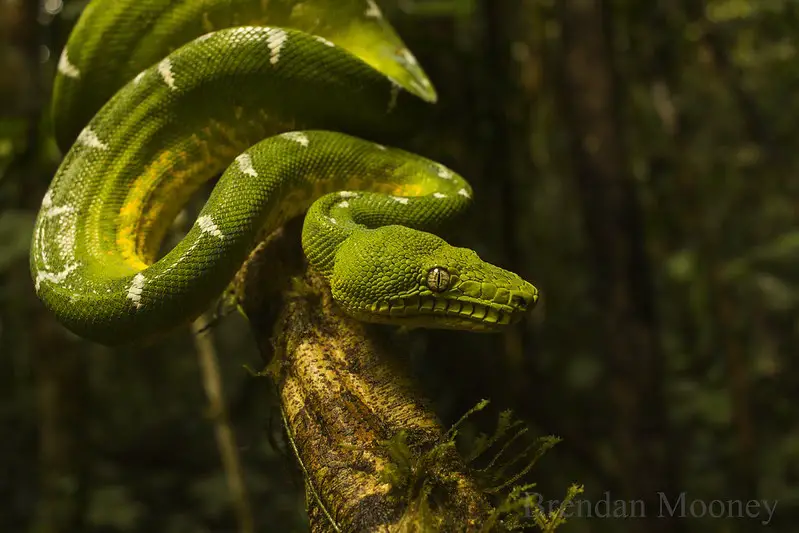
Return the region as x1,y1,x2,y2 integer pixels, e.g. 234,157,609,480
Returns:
511,294,528,310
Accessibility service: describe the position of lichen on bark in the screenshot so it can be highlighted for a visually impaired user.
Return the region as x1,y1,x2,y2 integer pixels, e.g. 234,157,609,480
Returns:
234,220,567,532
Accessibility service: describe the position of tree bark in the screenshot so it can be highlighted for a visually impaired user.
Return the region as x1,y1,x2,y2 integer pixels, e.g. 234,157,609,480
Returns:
236,221,495,532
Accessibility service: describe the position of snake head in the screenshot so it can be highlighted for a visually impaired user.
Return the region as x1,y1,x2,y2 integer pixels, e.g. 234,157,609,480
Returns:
331,226,538,331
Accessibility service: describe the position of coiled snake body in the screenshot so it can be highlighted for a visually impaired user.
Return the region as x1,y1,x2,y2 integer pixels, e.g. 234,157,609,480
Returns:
30,0,538,345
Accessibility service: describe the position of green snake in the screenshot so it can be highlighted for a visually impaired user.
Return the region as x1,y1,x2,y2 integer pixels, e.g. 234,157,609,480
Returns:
30,0,538,346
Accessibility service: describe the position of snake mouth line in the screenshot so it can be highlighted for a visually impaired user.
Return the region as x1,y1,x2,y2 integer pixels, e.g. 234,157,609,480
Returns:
365,294,525,329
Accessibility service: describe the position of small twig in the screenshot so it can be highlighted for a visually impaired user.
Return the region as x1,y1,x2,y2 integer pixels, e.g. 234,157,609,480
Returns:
192,313,255,533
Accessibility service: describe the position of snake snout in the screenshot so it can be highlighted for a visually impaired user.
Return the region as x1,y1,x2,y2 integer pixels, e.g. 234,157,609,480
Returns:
509,282,538,313
511,293,531,311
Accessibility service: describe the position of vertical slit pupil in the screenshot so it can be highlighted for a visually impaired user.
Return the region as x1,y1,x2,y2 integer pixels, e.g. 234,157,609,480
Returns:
428,267,449,292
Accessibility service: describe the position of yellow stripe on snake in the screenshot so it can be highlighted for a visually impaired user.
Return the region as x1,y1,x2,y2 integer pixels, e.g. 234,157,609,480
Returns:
30,0,538,345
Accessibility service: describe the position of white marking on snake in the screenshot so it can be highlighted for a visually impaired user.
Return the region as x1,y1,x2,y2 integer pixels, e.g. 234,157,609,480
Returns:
399,49,418,66
391,196,409,204
388,81,401,113
42,205,75,218
374,143,387,150
35,262,79,291
458,188,471,198
126,273,146,308
282,132,310,147
59,223,77,263
196,32,214,42
76,127,108,150
154,240,200,280
329,217,337,224
267,28,288,65
435,164,454,179
337,201,350,209
42,190,53,208
236,153,258,177
436,164,455,180
34,224,49,269
158,58,176,89
314,36,335,47
365,0,382,18
197,215,225,240
433,192,447,199
58,49,80,78
410,80,427,95
133,71,146,84
339,191,359,198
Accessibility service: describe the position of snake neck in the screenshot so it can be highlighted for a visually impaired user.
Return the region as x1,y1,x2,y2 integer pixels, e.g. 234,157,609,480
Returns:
301,192,365,279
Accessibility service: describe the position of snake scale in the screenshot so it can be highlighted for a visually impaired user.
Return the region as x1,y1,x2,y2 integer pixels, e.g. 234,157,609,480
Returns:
30,0,538,345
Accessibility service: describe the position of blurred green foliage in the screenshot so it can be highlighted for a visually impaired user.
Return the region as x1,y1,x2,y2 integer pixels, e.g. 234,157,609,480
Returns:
1,0,798,531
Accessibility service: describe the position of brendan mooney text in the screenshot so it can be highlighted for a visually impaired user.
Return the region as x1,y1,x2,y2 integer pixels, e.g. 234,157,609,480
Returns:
526,491,777,525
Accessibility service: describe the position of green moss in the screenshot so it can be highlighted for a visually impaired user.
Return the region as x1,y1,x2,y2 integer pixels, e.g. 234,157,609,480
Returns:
374,400,581,532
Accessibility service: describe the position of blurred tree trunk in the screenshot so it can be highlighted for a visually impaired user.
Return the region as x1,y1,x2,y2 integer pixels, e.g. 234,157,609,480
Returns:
645,1,758,515
476,0,531,374
679,1,759,507
553,1,678,531
30,338,88,533
7,2,90,533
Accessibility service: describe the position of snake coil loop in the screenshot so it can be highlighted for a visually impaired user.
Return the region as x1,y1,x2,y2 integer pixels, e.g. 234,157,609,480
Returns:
30,0,538,345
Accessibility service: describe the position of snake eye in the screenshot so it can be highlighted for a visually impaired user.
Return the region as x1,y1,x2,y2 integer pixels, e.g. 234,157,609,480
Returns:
427,267,450,292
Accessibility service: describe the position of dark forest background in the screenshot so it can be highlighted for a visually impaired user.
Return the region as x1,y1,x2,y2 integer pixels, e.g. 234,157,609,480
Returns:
1,0,797,531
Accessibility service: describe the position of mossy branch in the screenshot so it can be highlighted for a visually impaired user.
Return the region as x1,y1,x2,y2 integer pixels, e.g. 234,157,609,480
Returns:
234,220,573,532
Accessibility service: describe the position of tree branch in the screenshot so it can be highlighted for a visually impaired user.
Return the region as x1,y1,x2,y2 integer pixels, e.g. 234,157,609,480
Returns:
191,314,255,533
237,222,496,532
